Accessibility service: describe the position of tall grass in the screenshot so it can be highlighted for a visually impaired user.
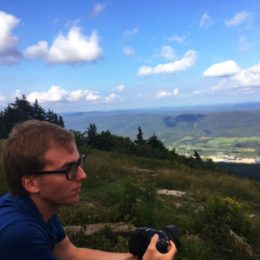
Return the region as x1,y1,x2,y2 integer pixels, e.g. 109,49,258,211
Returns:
0,146,259,258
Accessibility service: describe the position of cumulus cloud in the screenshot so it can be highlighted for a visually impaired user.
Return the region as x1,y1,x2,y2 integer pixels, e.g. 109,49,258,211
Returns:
105,93,121,103
0,11,21,64
169,34,187,44
225,10,251,27
122,47,135,57
24,41,48,59
27,86,101,103
24,27,103,64
232,63,260,87
138,50,197,76
91,2,107,17
200,13,213,29
114,84,125,92
156,88,179,98
123,28,139,38
211,63,260,91
203,60,241,77
159,46,176,60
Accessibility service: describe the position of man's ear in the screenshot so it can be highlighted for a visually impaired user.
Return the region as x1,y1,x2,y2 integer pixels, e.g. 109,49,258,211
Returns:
21,175,40,193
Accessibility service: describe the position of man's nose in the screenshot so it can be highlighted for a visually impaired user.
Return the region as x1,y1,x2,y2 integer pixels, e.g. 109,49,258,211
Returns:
77,166,87,180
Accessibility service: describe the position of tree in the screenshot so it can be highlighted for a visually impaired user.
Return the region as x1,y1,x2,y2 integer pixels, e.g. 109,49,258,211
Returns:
135,126,145,145
0,95,34,138
194,150,202,161
58,116,64,127
96,130,113,151
70,130,86,147
0,95,64,138
32,99,46,120
147,133,165,149
86,123,98,148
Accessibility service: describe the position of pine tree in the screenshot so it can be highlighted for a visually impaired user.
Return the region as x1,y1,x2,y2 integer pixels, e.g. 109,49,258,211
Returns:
135,126,145,145
147,133,165,149
32,99,46,120
0,95,64,138
86,123,98,148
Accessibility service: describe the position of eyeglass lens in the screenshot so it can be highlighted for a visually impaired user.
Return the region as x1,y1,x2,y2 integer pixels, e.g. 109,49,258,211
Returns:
67,154,85,180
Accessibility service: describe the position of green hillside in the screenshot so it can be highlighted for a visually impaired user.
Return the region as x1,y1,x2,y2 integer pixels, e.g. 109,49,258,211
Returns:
62,109,260,158
1,140,260,259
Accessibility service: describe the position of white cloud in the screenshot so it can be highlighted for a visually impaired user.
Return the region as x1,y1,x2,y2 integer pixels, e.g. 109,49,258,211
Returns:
123,28,139,38
0,11,21,64
138,50,197,76
122,47,135,57
105,93,121,103
233,63,260,87
0,95,5,104
156,88,179,98
91,2,107,17
225,10,251,27
24,41,48,59
238,36,250,52
200,13,213,29
67,89,101,101
212,63,260,91
28,86,67,102
27,86,101,103
24,27,103,64
114,84,125,92
159,46,176,60
203,60,241,77
169,34,187,44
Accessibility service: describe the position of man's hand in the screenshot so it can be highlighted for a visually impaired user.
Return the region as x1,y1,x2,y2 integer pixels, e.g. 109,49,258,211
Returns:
142,234,177,260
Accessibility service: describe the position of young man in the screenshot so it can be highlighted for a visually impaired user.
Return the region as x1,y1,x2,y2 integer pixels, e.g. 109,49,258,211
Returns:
0,120,177,259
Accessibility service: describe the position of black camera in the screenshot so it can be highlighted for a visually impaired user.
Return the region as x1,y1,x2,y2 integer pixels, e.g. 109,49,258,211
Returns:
129,225,181,260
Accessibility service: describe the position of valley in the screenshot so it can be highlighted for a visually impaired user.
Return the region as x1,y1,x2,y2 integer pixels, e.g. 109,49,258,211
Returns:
62,103,260,163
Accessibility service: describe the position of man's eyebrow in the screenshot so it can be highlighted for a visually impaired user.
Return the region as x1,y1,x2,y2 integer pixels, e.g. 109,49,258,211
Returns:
59,157,80,168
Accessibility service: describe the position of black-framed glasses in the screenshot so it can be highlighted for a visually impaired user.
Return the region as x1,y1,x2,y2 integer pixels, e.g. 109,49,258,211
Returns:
31,154,86,180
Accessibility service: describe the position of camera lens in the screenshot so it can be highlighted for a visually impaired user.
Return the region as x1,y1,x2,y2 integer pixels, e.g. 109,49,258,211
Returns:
129,225,181,259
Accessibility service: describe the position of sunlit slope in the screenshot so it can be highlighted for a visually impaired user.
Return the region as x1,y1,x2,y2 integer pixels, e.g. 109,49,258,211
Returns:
63,109,260,157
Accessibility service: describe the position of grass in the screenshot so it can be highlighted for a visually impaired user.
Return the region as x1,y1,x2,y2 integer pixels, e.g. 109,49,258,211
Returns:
1,147,260,259
57,149,260,259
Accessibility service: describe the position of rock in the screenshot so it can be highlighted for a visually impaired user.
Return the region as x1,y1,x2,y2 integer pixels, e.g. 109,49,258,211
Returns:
175,202,182,208
157,189,186,197
228,229,255,258
65,222,133,236
123,166,155,175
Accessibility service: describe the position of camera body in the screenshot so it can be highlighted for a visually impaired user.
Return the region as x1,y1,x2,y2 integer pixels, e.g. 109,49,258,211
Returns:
129,225,180,260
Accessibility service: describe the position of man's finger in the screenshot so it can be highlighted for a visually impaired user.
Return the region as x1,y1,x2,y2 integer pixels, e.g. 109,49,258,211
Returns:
167,240,177,257
148,234,159,249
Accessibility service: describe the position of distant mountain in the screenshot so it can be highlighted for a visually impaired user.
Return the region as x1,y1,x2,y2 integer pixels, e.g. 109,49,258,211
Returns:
61,102,260,159
62,102,260,142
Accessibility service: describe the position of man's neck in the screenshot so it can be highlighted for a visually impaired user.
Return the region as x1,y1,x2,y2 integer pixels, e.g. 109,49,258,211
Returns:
29,194,58,222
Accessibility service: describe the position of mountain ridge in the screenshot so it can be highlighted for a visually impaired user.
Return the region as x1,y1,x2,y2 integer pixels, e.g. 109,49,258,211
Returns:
62,102,260,159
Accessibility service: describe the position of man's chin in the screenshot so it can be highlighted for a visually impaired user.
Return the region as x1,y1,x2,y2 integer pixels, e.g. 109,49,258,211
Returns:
63,196,80,206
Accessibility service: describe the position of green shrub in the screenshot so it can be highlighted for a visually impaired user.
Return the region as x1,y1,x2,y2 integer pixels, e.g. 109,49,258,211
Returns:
193,195,254,258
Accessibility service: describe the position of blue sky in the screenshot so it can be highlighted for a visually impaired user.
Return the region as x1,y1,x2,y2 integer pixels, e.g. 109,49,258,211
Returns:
0,0,260,112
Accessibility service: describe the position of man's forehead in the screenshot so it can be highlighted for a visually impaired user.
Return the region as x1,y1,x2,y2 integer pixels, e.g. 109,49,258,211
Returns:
48,140,76,150
44,143,78,163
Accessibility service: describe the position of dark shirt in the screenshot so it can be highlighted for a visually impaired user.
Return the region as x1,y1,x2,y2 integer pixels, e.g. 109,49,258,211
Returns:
0,193,66,259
